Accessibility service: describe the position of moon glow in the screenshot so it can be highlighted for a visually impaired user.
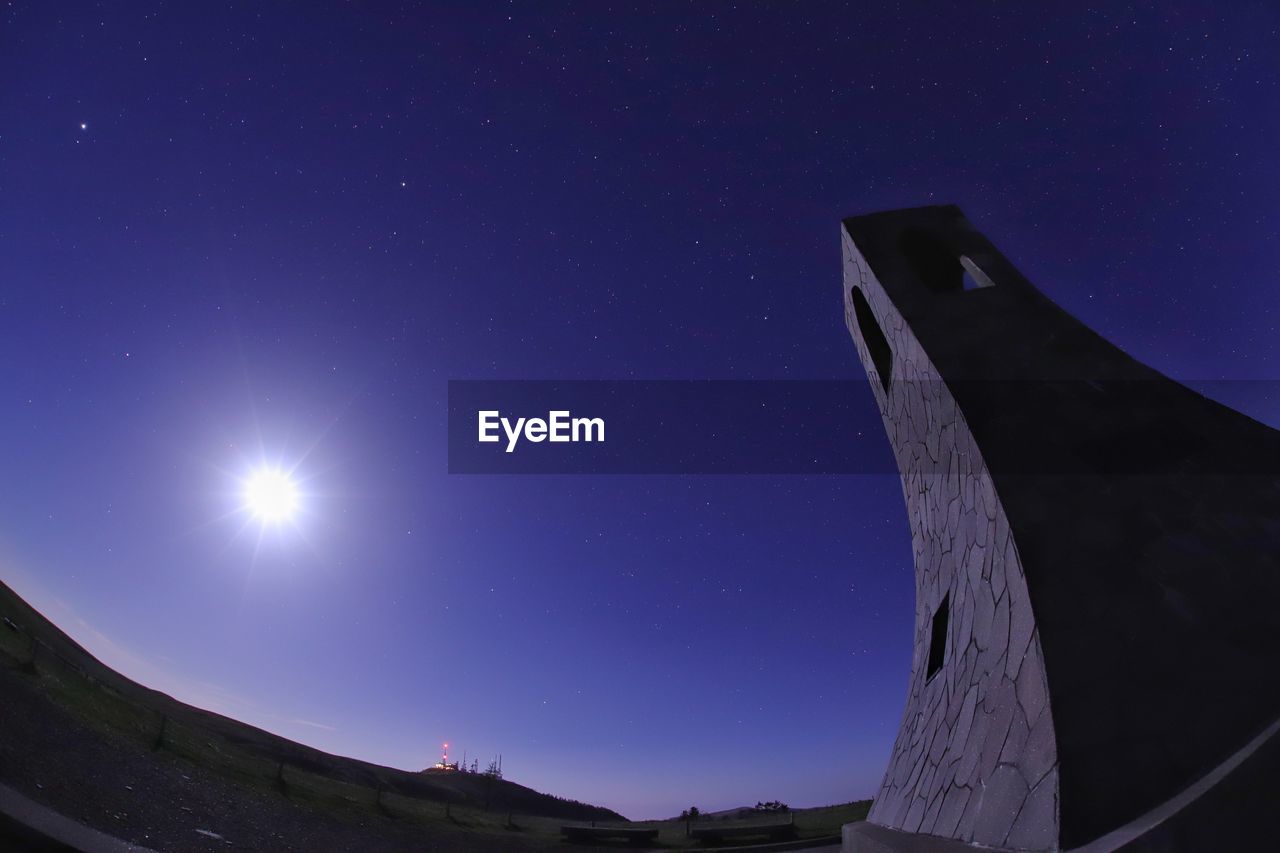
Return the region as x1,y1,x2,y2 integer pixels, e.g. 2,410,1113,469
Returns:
244,469,299,523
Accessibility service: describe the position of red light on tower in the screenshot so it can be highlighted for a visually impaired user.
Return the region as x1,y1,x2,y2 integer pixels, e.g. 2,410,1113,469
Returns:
429,741,461,773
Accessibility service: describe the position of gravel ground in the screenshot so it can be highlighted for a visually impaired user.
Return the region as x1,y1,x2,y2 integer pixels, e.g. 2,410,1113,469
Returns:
0,664,594,852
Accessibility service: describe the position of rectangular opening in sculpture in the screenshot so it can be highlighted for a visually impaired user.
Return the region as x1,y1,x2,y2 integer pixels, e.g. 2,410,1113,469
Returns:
927,594,949,679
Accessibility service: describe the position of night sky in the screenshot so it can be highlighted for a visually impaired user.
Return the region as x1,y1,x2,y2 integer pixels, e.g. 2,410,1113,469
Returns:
3,2,1279,820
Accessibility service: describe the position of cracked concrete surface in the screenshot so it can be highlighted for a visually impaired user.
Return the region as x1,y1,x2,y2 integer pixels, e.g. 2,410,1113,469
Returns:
843,229,1058,851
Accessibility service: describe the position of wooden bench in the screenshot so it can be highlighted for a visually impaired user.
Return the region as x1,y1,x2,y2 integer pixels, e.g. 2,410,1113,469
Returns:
689,817,794,844
561,824,659,844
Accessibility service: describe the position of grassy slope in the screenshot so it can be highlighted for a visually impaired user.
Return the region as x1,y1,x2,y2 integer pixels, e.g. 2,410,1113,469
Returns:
0,577,870,848
0,579,618,815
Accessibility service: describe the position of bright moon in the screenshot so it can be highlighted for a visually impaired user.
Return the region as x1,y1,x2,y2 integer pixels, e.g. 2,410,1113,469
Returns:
244,469,299,523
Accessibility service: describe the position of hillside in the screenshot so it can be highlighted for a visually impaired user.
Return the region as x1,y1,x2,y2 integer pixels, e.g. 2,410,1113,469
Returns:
0,577,623,850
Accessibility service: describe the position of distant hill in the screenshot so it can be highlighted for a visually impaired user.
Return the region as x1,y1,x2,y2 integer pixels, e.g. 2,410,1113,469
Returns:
668,803,792,821
0,577,624,824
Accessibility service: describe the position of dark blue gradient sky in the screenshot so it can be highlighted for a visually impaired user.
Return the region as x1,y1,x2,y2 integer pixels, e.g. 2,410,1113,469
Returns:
2,2,1279,819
